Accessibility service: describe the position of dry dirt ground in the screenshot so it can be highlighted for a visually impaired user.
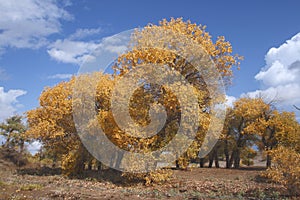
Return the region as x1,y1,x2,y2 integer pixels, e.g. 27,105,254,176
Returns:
1,158,297,200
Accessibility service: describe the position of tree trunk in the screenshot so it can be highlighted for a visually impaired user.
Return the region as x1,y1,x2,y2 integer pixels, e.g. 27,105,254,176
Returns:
74,157,85,175
224,140,230,168
208,152,214,168
52,156,57,168
97,162,102,171
266,154,272,168
110,151,116,167
175,160,180,169
115,151,124,169
19,139,25,154
229,151,235,168
225,154,230,168
214,149,219,168
234,149,240,169
88,163,92,170
4,134,11,148
199,158,205,168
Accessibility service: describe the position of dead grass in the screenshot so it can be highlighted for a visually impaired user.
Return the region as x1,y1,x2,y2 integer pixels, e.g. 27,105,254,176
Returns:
19,183,43,191
0,165,296,199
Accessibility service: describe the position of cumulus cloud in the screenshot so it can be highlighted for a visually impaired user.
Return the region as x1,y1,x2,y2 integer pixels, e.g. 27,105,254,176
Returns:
69,28,102,40
47,31,129,65
246,33,300,107
47,39,99,64
0,87,27,122
47,73,73,79
225,95,236,108
0,0,72,52
27,141,42,155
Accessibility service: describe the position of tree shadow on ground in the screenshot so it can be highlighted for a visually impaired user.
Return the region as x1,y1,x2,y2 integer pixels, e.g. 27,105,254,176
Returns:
17,167,145,186
238,166,266,171
76,168,145,186
17,166,62,176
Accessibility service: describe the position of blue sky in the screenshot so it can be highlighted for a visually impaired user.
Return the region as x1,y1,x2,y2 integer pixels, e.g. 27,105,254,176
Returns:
1,0,300,125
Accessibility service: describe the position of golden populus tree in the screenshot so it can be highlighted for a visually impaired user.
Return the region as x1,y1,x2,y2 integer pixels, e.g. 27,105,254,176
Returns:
26,18,242,176
221,97,270,168
221,97,300,169
260,111,300,195
244,108,299,167
26,73,114,175
113,18,242,169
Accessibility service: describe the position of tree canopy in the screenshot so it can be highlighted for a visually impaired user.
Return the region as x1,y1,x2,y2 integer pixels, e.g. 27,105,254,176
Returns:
24,18,300,193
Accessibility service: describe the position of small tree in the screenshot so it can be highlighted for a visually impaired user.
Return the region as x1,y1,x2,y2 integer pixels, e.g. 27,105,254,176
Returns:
222,98,269,168
0,115,28,153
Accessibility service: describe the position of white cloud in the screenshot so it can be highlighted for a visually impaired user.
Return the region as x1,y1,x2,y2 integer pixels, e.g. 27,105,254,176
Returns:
225,95,236,108
47,32,129,65
255,33,300,87
47,39,99,64
255,60,300,87
100,33,130,53
47,73,73,79
27,141,42,155
246,33,300,108
69,28,102,40
0,87,27,122
243,84,300,106
0,0,72,52
47,28,104,65
103,44,127,54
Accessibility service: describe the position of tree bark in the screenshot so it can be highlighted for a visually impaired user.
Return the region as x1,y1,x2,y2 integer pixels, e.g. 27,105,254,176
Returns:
266,154,272,168
224,141,230,168
19,139,25,154
228,151,235,168
97,162,102,171
110,151,116,167
52,156,57,168
4,134,11,148
234,149,240,169
88,163,92,170
214,149,219,168
175,160,180,169
208,152,214,168
115,151,124,169
199,158,205,168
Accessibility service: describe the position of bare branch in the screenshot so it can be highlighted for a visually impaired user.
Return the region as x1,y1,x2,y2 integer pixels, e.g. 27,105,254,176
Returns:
293,105,300,110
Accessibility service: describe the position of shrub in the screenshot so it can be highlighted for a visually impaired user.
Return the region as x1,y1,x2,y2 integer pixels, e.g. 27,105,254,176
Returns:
122,168,173,185
263,146,300,196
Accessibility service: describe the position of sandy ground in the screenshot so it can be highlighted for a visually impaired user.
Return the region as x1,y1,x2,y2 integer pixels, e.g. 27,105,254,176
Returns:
0,159,292,200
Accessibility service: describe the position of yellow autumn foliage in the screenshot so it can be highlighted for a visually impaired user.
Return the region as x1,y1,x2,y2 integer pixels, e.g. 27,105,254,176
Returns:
264,146,300,195
26,18,242,178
